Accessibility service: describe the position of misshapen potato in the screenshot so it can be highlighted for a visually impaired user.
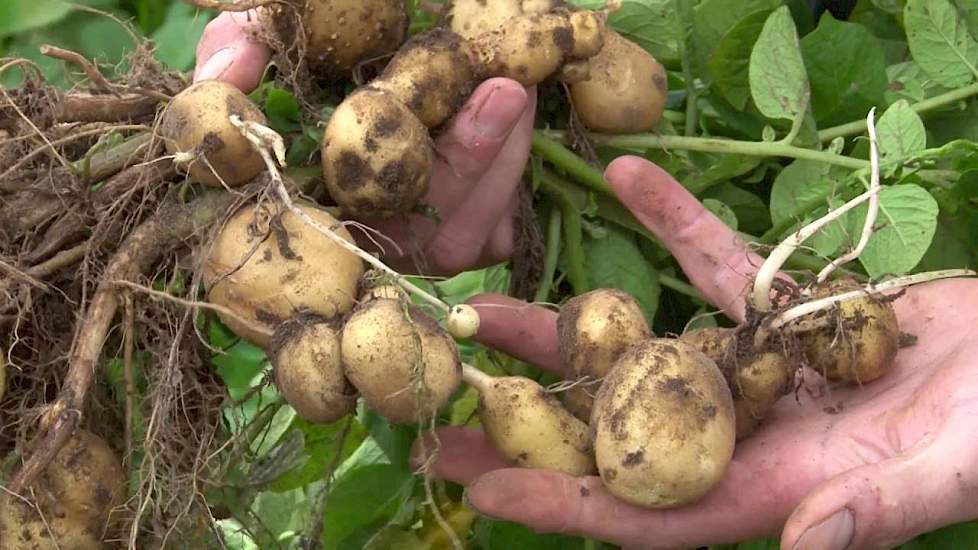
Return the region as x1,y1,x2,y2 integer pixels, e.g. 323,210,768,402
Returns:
271,315,358,424
569,29,668,133
160,80,267,187
592,339,735,508
341,298,461,424
204,202,364,348
301,0,407,74
802,279,899,384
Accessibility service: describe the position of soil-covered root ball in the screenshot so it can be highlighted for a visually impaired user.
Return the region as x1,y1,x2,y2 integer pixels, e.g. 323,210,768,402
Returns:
0,499,101,550
341,298,462,424
203,202,365,348
556,288,651,421
569,29,668,133
681,328,792,439
298,0,407,75
591,339,735,509
470,372,595,476
271,315,358,424
470,9,607,86
321,88,433,218
370,28,481,128
160,80,267,187
802,279,899,384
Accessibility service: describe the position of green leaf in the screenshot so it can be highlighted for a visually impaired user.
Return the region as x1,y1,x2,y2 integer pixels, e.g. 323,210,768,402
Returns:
0,0,72,36
954,0,978,39
582,225,661,323
800,16,888,127
854,184,939,277
901,522,978,549
748,6,810,122
150,2,211,71
321,464,415,550
904,0,978,87
709,9,776,110
692,0,780,75
362,409,417,472
769,159,849,226
916,209,978,271
269,417,367,492
876,99,927,163
701,182,771,235
571,0,679,64
249,488,308,548
472,518,585,550
703,198,739,230
683,153,763,195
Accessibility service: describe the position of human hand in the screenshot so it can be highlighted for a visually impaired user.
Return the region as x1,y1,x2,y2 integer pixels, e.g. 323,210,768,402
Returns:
412,155,978,549
194,13,536,276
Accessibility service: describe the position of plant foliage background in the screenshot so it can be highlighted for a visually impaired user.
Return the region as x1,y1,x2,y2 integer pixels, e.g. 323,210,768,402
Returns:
4,0,978,548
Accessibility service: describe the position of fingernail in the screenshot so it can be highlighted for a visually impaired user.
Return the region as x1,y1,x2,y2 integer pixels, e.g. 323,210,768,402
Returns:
473,87,520,139
195,48,236,82
793,508,854,550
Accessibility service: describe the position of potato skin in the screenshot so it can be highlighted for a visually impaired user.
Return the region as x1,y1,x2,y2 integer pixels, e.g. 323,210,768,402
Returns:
0,499,101,550
160,80,266,187
302,0,407,74
341,299,461,424
592,338,735,508
322,89,433,218
271,316,357,424
570,30,668,133
803,279,899,383
478,376,595,476
203,202,364,348
447,0,524,39
371,29,480,128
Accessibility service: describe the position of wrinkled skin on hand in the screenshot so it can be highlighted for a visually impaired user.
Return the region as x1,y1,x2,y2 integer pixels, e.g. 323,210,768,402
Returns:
194,11,536,276
412,157,978,550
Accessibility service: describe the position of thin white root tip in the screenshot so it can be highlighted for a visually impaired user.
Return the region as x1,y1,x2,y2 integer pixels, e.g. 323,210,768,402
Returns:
447,304,481,339
461,363,493,393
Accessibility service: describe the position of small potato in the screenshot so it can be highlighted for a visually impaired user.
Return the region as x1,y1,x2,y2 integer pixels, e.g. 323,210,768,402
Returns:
203,202,364,348
471,9,606,86
556,288,650,419
271,315,357,424
570,30,668,133
472,373,594,476
322,88,433,218
341,298,461,424
301,0,407,74
592,339,735,508
371,28,480,128
803,279,899,384
160,80,267,187
0,499,101,550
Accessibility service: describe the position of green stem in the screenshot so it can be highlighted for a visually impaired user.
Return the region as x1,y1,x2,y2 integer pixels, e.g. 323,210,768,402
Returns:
535,207,563,303
539,170,589,295
659,273,702,300
817,81,978,142
531,133,611,194
540,130,868,170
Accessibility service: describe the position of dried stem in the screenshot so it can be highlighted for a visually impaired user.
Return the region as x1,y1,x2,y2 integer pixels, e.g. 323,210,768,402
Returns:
40,44,113,93
816,109,881,283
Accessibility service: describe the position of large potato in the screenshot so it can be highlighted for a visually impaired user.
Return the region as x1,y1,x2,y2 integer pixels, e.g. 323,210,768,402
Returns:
476,375,595,476
160,80,266,187
301,0,407,74
321,88,433,218
341,298,461,424
0,499,101,550
271,315,358,424
569,30,668,133
447,0,524,39
203,202,364,348
592,338,735,508
802,279,899,383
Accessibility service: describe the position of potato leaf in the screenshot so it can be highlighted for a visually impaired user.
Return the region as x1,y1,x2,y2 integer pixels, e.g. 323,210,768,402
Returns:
709,8,775,110
749,6,810,122
854,184,939,277
876,99,927,164
904,0,978,87
582,225,660,323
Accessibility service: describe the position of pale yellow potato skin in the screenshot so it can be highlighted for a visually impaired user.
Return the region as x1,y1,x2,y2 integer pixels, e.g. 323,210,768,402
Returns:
803,279,899,384
448,0,524,40
204,202,364,348
371,29,480,128
272,317,357,424
0,500,101,550
478,376,595,476
321,89,433,218
160,80,266,187
592,338,735,509
341,299,461,424
302,0,407,74
570,30,668,133
556,288,650,420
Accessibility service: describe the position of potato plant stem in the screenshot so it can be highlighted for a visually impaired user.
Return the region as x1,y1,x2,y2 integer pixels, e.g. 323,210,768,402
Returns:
535,207,563,303
461,363,493,394
531,133,612,195
538,169,590,295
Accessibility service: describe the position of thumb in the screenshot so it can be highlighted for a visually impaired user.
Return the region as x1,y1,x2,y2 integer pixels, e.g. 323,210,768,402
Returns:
781,433,974,550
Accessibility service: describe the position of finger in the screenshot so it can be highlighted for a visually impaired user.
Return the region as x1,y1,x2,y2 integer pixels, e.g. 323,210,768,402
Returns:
434,78,529,182
605,156,766,322
409,427,509,485
466,294,565,377
193,11,271,92
425,89,535,273
480,191,519,265
781,422,978,550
